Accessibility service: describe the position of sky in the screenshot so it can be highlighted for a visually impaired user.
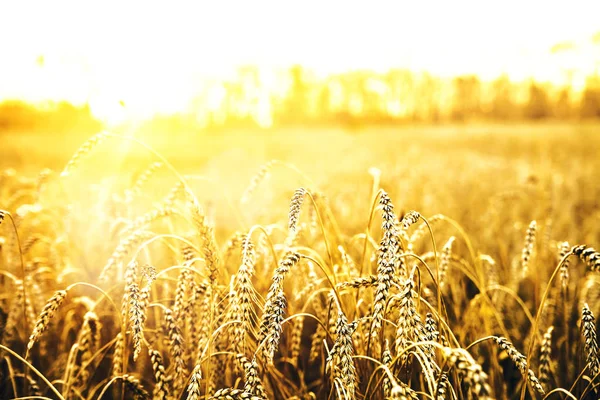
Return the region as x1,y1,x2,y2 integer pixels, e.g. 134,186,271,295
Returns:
0,0,599,121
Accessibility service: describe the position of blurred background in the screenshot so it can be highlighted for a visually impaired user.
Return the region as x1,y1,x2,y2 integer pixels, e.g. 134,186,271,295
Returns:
0,0,599,264
0,1,599,232
2,1,599,134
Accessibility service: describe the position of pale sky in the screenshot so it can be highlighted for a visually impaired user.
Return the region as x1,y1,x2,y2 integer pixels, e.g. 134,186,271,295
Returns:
0,0,598,120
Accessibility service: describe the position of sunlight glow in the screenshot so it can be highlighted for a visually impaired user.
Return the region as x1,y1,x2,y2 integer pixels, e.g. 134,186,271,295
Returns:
0,0,599,124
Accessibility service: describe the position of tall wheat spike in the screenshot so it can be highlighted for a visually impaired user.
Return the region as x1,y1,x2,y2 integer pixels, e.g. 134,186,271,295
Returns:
61,131,108,177
27,289,67,350
370,191,401,341
394,271,424,363
326,312,358,400
186,365,202,400
439,237,455,288
288,187,307,235
164,307,187,394
581,303,600,377
493,336,545,394
539,326,553,388
572,245,600,272
521,220,537,277
558,241,571,290
149,348,169,400
443,347,493,399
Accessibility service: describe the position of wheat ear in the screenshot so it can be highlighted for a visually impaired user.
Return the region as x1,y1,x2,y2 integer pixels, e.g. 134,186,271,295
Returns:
27,289,67,350
581,303,600,377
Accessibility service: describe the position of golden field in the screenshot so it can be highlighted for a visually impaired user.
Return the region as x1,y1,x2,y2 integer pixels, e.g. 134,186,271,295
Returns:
1,122,600,399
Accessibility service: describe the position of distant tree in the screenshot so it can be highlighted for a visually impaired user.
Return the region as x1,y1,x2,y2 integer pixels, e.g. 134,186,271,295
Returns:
554,88,572,119
491,75,517,119
580,76,600,118
451,75,481,121
386,69,416,120
282,65,309,124
525,81,551,119
415,73,441,121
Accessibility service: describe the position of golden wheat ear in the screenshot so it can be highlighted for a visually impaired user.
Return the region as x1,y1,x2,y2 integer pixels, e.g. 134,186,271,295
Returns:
581,304,600,377
60,131,108,177
493,336,545,395
539,326,554,389
443,348,493,398
572,245,600,272
521,220,537,277
288,187,307,235
27,289,67,351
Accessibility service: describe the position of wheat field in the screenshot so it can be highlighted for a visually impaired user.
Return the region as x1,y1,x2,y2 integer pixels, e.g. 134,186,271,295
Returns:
1,124,600,400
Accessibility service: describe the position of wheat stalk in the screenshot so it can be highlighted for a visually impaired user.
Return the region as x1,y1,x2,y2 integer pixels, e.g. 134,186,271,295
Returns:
581,303,600,377
128,282,145,362
240,160,275,204
572,245,600,272
186,365,202,400
326,312,358,399
288,188,307,236
289,316,304,367
382,339,392,398
233,234,257,351
164,307,187,394
558,241,570,290
443,347,492,399
130,161,163,196
400,210,421,230
389,383,419,400
27,289,67,351
439,237,455,288
370,191,401,341
493,336,545,394
189,197,220,283
539,326,553,388
336,274,378,290
209,388,264,400
121,374,151,400
113,332,125,377
61,131,107,177
236,354,268,398
435,373,449,400
149,348,170,400
521,220,536,277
